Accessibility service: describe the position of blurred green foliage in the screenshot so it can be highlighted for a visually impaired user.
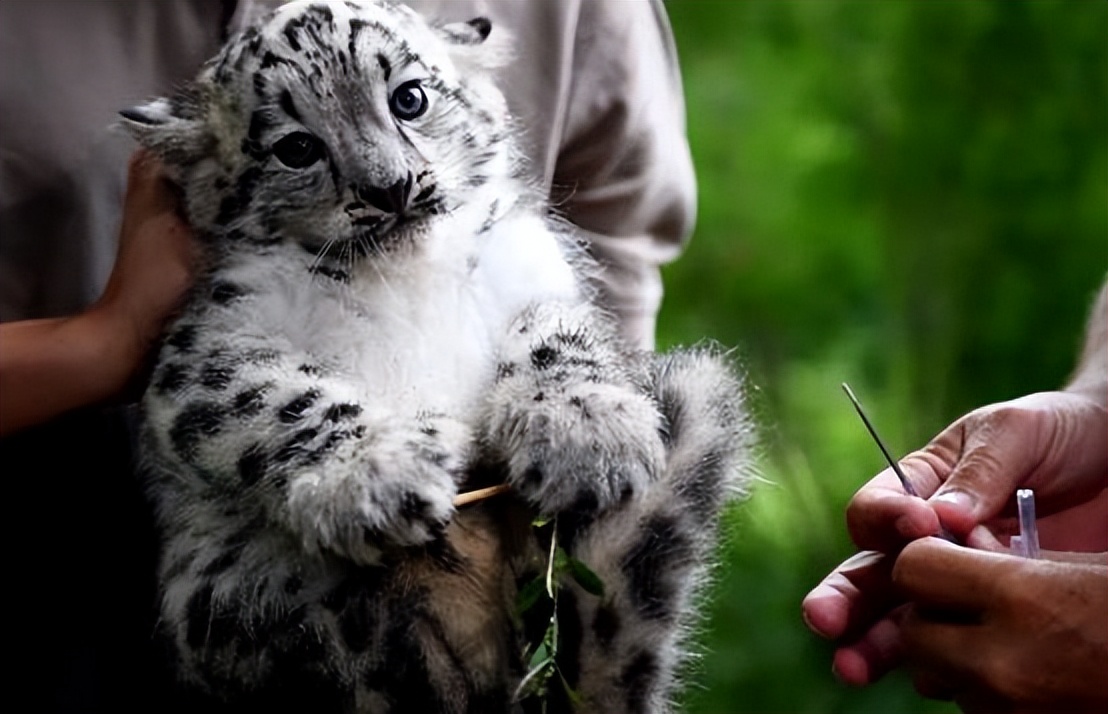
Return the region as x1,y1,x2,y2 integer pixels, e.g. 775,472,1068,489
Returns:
656,1,1106,712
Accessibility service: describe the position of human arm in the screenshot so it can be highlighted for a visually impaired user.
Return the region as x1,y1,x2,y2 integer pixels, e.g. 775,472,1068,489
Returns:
802,277,1108,686
0,150,196,436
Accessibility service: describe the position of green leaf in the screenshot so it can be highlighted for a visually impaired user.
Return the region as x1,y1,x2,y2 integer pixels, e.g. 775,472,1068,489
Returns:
567,556,605,597
515,575,547,615
528,642,551,671
552,545,570,574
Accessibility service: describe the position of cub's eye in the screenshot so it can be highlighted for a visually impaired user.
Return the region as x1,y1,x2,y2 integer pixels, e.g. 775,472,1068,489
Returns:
272,132,324,168
389,80,429,121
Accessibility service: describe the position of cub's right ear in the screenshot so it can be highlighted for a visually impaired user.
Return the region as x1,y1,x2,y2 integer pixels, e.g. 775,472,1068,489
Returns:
119,95,210,167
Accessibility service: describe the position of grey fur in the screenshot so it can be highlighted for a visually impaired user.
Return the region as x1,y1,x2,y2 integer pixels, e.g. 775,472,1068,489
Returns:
124,2,755,712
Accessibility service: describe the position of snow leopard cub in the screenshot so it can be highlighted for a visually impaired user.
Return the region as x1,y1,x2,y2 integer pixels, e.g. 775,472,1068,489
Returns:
124,2,753,712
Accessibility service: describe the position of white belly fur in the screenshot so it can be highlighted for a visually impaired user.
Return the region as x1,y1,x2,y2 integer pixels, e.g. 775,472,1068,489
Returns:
221,211,580,420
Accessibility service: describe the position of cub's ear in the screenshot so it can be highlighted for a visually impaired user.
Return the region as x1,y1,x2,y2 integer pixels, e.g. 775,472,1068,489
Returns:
437,17,511,73
119,92,210,167
439,17,492,46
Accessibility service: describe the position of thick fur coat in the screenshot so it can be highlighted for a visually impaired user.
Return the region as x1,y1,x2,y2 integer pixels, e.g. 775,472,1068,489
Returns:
123,2,755,712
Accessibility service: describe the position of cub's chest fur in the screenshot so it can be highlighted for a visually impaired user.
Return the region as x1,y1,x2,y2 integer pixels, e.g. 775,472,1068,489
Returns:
209,205,581,413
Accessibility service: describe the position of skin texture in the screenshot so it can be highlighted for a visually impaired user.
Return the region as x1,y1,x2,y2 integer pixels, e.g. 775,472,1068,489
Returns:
803,280,1108,713
0,150,195,436
895,538,1107,714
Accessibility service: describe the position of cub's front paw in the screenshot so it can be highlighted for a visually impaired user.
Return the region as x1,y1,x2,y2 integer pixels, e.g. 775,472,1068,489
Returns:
286,421,466,565
495,384,664,515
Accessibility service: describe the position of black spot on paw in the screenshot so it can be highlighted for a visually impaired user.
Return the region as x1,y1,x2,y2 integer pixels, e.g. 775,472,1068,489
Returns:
154,362,190,394
300,428,352,465
324,402,362,422
231,383,273,417
495,362,516,381
400,491,431,523
170,402,227,460
244,347,280,364
237,443,268,485
530,345,559,370
298,363,323,377
278,389,321,423
211,281,248,305
165,325,198,352
274,427,320,463
199,363,236,391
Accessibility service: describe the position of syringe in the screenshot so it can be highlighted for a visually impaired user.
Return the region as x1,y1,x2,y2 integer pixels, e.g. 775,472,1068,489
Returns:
1009,488,1040,559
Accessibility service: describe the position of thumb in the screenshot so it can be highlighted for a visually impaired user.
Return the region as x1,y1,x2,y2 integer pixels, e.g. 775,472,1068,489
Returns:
926,408,1038,536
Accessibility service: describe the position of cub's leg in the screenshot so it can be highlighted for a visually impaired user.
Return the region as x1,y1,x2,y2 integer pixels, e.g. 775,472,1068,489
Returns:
551,348,754,714
144,322,470,567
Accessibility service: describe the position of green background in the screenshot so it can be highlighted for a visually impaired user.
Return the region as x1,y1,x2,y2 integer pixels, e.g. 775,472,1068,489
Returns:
656,1,1107,712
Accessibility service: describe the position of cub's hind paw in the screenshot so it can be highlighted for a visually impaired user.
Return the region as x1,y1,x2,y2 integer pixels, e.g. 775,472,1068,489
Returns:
496,383,664,515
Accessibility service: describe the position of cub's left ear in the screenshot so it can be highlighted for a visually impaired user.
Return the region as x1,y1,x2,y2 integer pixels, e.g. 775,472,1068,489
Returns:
119,94,210,168
439,17,492,46
437,16,510,72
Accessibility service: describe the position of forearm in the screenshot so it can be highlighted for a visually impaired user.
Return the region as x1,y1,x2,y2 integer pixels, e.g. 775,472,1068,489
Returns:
0,310,138,436
1065,278,1107,406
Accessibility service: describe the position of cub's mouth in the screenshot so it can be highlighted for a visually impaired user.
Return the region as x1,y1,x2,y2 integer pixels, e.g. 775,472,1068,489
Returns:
348,212,433,256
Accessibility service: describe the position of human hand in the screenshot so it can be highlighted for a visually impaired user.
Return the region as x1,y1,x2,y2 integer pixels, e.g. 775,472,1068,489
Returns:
91,149,197,375
802,391,1108,685
894,537,1108,714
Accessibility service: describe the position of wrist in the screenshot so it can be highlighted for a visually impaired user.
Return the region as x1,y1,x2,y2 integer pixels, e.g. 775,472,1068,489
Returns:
1064,378,1108,410
81,298,151,398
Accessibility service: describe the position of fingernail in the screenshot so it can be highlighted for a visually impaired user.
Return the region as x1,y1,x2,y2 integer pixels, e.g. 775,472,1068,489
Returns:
801,608,826,638
931,490,974,512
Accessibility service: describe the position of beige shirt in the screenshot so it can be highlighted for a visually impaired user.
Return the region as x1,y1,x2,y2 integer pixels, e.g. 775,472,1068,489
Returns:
0,0,695,349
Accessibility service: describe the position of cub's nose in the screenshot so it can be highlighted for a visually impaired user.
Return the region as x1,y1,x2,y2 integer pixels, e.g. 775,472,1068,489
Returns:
357,173,413,214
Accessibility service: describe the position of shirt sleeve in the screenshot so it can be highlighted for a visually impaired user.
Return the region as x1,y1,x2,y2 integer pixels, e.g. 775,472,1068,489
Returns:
550,0,697,349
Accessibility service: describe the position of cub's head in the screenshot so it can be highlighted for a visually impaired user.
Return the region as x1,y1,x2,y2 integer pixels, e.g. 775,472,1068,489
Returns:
122,0,510,254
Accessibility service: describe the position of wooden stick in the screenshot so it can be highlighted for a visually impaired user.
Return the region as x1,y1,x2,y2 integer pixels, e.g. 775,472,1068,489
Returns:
453,483,511,507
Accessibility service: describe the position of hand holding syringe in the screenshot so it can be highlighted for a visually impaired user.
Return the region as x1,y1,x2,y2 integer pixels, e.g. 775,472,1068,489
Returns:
841,383,1041,557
